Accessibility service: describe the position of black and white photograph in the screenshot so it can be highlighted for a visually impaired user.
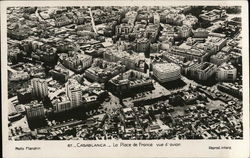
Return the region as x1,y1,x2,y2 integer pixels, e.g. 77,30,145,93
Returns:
6,5,245,140
1,1,249,158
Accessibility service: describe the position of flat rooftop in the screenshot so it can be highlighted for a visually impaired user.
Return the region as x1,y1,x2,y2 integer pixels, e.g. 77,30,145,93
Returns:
153,63,180,73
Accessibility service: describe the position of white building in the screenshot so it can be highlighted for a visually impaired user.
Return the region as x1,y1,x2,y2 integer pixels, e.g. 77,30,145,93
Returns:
216,63,237,82
153,63,181,83
66,79,82,108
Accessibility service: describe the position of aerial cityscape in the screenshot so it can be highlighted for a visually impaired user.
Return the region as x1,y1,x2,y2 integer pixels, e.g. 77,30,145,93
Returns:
7,6,243,140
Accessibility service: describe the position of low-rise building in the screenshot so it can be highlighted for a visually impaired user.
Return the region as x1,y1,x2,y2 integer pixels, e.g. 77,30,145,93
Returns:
121,107,136,127
109,70,153,95
104,49,146,72
192,28,209,38
135,38,150,52
170,46,210,62
17,87,33,104
182,14,198,27
204,36,227,53
9,70,30,82
217,83,242,98
184,62,217,81
85,59,126,83
199,9,226,21
210,52,231,66
54,14,73,27
59,52,92,73
177,25,192,38
25,101,45,120
52,95,71,113
166,13,185,25
144,23,159,42
115,23,134,35
49,66,70,83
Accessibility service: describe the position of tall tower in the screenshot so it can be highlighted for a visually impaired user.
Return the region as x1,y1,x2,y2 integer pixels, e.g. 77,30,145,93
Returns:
66,79,82,108
31,78,48,99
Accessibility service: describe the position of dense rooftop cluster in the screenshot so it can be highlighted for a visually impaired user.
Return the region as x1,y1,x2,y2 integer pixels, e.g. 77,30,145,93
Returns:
7,6,243,140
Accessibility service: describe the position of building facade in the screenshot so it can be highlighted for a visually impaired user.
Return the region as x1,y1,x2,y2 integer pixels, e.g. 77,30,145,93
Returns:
187,62,217,81
136,38,150,52
192,28,209,38
109,70,153,95
177,25,192,38
170,46,210,62
25,102,45,120
31,78,48,99
153,63,181,83
49,67,69,83
103,49,145,72
115,23,134,35
53,98,71,113
216,63,237,82
60,52,92,73
66,79,82,108
204,37,227,53
210,52,231,66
